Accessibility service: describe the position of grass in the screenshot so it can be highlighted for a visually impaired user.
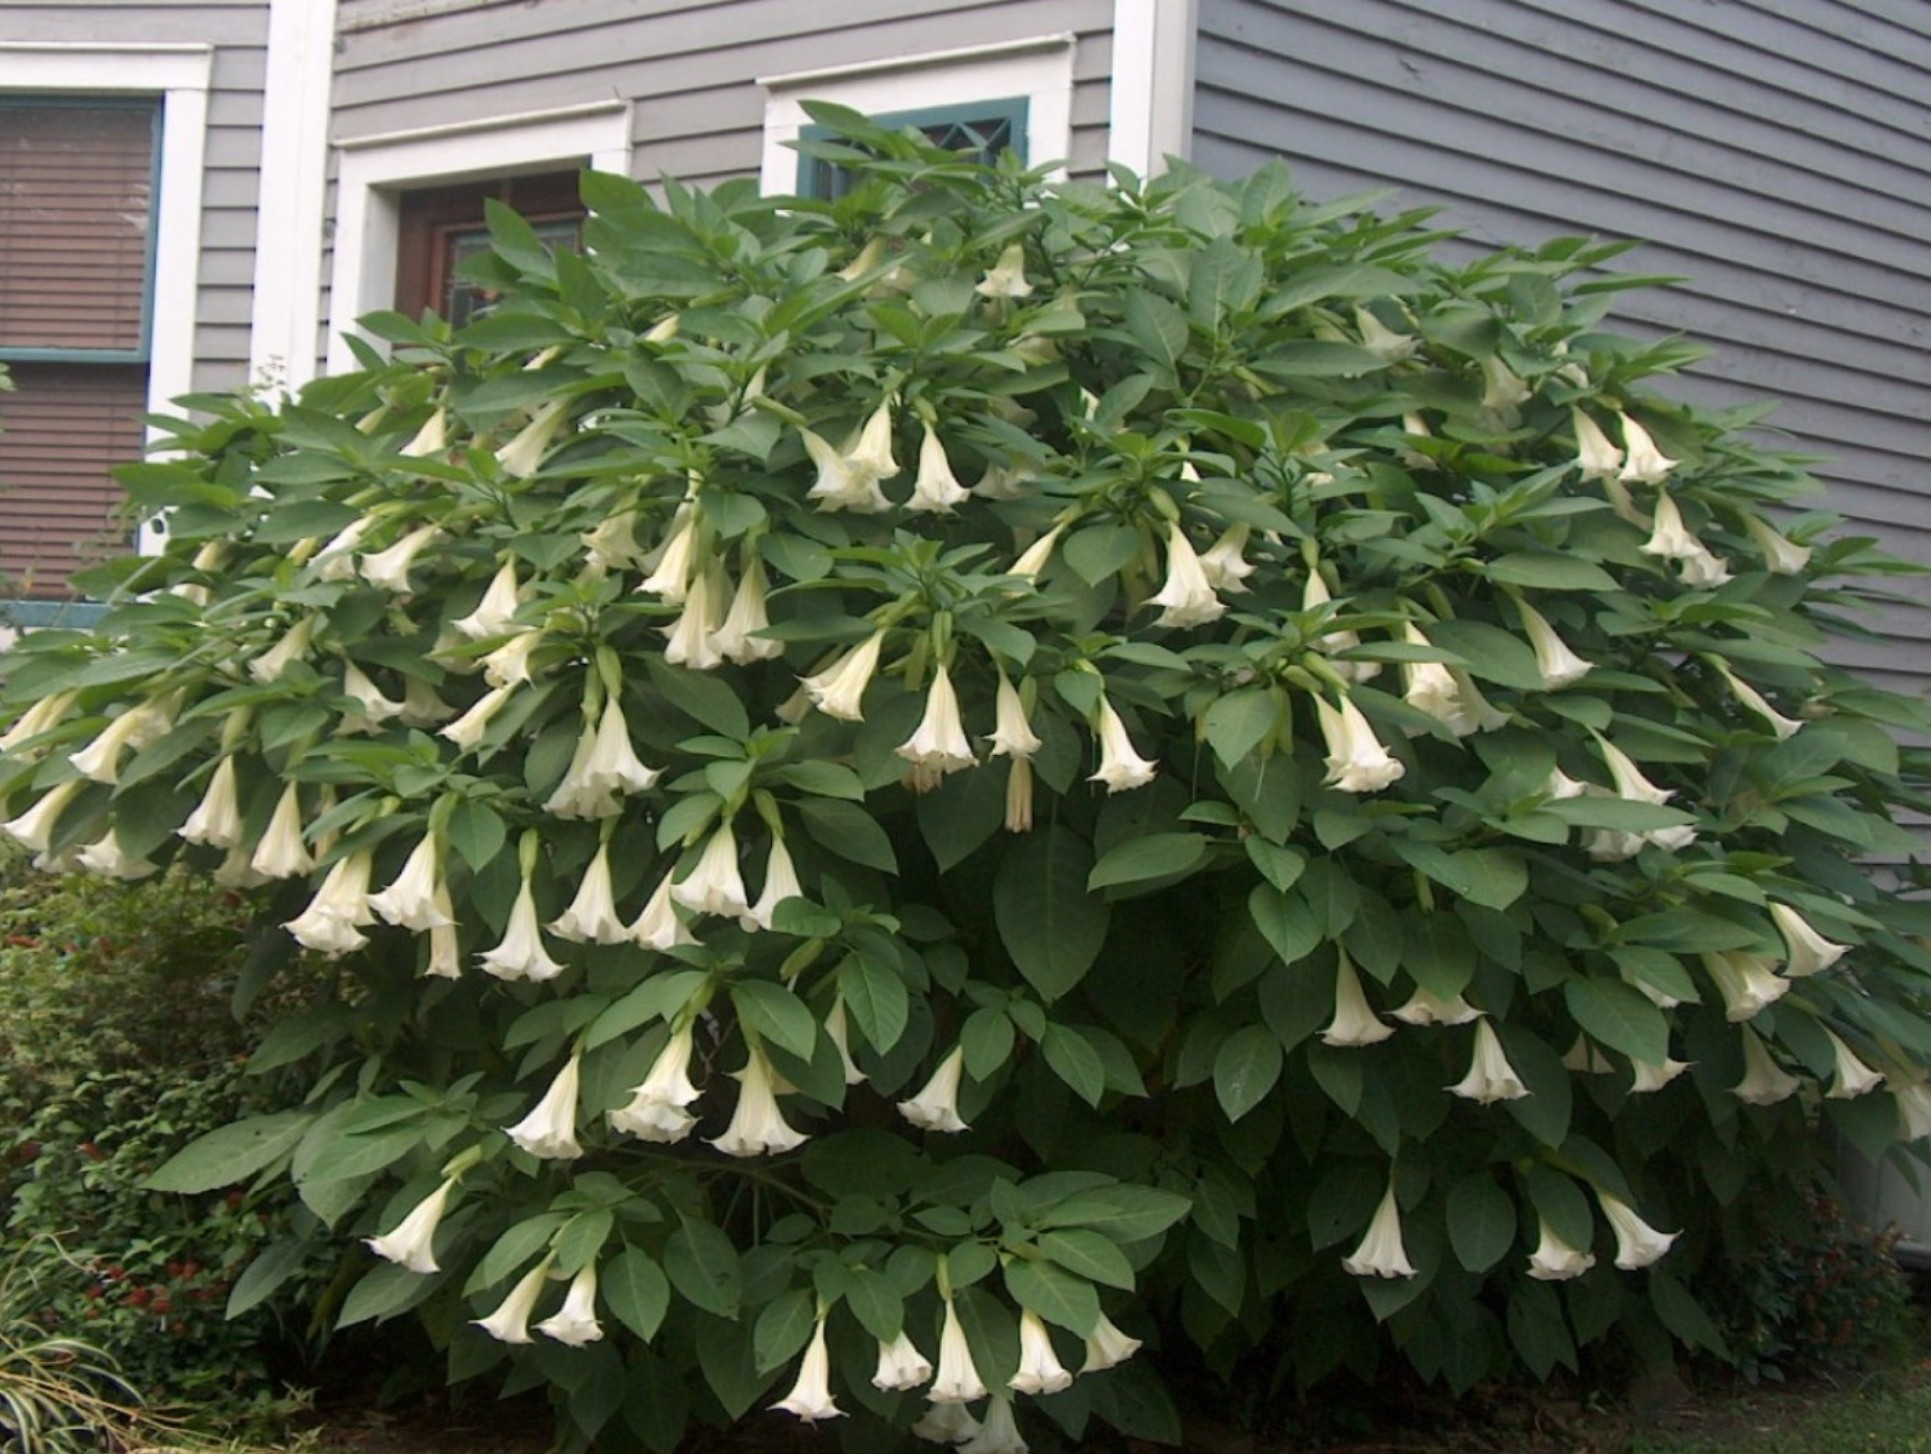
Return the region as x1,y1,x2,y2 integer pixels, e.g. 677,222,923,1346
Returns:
1624,1373,1931,1454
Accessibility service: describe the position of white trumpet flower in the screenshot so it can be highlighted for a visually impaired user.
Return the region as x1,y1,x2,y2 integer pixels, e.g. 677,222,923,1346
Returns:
1314,695,1405,793
1391,986,1483,1026
712,562,783,663
672,823,749,919
250,616,317,683
1089,694,1158,793
628,874,696,953
1597,1191,1678,1269
824,998,866,1086
400,405,448,458
343,663,407,726
872,1331,933,1392
709,1042,808,1157
907,426,971,513
439,683,515,752
426,894,462,980
1148,521,1227,628
1640,491,1704,562
1342,1182,1416,1279
1823,1026,1884,1099
1770,902,1848,977
661,567,725,672
1516,600,1592,689
1571,409,1624,481
250,782,315,880
1732,1030,1801,1106
1745,514,1812,574
1527,1218,1597,1281
473,1257,554,1344
1010,1310,1073,1395
479,874,565,982
609,1022,702,1143
1715,662,1802,740
1448,1020,1530,1103
68,698,172,785
1009,524,1065,580
506,1053,584,1160
581,510,645,574
480,630,543,691
453,559,524,639
1354,306,1418,363
399,677,455,727
1322,949,1394,1047
365,1177,457,1274
284,850,376,957
1894,1082,1931,1141
360,524,443,593
495,398,570,479
535,1263,603,1346
1700,950,1788,1022
771,1314,844,1423
3,779,85,859
1562,1036,1618,1074
1616,413,1679,485
179,756,245,850
912,1401,980,1447
898,664,977,786
801,631,887,722
975,243,1033,299
77,830,157,881
929,1296,989,1404
960,1398,1027,1454
1199,524,1256,592
741,837,803,933
1302,569,1377,681
1081,1312,1142,1373
311,517,374,582
1480,355,1530,413
898,1046,970,1133
638,505,700,603
1678,544,1733,588
0,690,77,753
550,844,629,945
986,673,1042,760
1628,1057,1692,1094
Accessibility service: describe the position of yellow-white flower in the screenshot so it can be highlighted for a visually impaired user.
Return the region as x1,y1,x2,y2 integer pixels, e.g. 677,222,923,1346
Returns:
1628,1057,1692,1094
426,895,461,980
1302,569,1378,682
1321,949,1393,1047
899,1046,971,1133
1342,1182,1416,1279
400,405,448,458
661,567,724,672
0,690,77,754
907,426,971,513
1448,1020,1530,1103
1616,413,1678,485
824,998,866,1086
638,505,700,603
961,1397,1026,1454
801,631,887,722
480,630,543,691
1700,950,1788,1022
1480,355,1530,413
360,523,443,593
438,683,515,752
473,1256,555,1344
709,1041,808,1157
771,1313,844,1423
1516,600,1592,689
912,1400,981,1446
180,756,245,850
534,1263,602,1346
1678,545,1733,588
581,510,645,574
1010,1310,1073,1395
987,673,1043,760
1199,524,1256,592
506,1053,584,1160
1732,1029,1801,1106
366,1177,457,1274
1088,694,1158,794
975,242,1033,299
1392,985,1483,1026
77,830,157,881
609,1022,702,1143
1081,1312,1142,1373
399,677,454,727
1005,757,1035,834
250,782,315,880
1641,492,1704,562
68,698,172,785
929,1295,989,1404
1571,409,1625,481
550,843,629,945
872,1330,933,1392
478,872,565,982
628,873,696,953
1148,521,1227,629
453,559,525,640
713,561,783,663
343,663,407,727
1822,1026,1884,1100
284,850,376,957
1745,514,1812,574
495,398,570,479
1314,694,1405,794
1894,1081,1931,1141
1770,902,1847,977
898,664,977,786
1527,1218,1596,1281
1597,737,1671,807
1715,662,1802,740
311,517,374,583
250,616,318,684
1562,1035,1617,1074
672,823,749,920
1354,306,1418,364
741,837,803,933
1596,1190,1677,1269
1009,524,1066,580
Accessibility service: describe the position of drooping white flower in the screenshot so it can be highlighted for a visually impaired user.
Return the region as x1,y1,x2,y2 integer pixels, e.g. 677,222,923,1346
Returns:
581,510,645,574
1354,306,1418,363
180,756,245,850
1571,409,1625,481
1700,950,1788,1022
67,698,172,786
1009,1309,1073,1395
311,516,374,582
741,837,803,933
1089,694,1158,793
709,1041,808,1157
473,1256,555,1344
907,426,971,513
898,664,977,787
1822,1026,1884,1100
929,1296,990,1404
712,561,783,663
1597,737,1673,807
1640,491,1704,563
672,823,749,919
76,830,157,881
1714,661,1802,740
0,690,77,754
801,631,887,722
495,398,570,479
628,873,696,952
1628,1057,1693,1094
1745,514,1812,574
400,405,448,458
1479,355,1530,414
426,893,462,980
661,567,724,671
478,874,565,982
1516,600,1592,689
1399,622,1464,732
1596,1191,1678,1269
360,524,443,593
1770,902,1848,977
1342,1182,1416,1279
973,460,1034,500
801,426,890,514
438,683,515,752
900,1046,971,1133
250,781,315,880
249,616,320,684
1391,985,1483,1026
1678,544,1733,588
399,676,455,727
284,850,376,957
1009,524,1065,580
479,630,542,692
975,243,1033,299
1562,1035,1618,1074
872,1330,933,1392
1732,1029,1801,1106
1527,1218,1597,1282
506,1053,584,1160
1005,757,1035,834
1081,1312,1142,1373
1616,413,1679,485
771,1313,844,1423
1302,569,1377,681
534,1262,603,1346
1322,949,1393,1047
453,559,524,640
366,1177,458,1274
609,1022,703,1143
986,673,1042,760
1148,521,1227,629
343,663,407,727
959,1397,1027,1454
1199,523,1256,592
1894,1082,1931,1141
1544,766,1590,801
1600,473,1653,528
1448,1020,1530,1103
824,998,866,1086
911,1401,982,1445
550,843,630,945
637,505,700,603
214,845,269,890
1314,695,1406,794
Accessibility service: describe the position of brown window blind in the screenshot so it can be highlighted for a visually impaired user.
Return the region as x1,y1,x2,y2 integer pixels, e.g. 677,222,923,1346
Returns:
0,103,156,354
0,363,144,595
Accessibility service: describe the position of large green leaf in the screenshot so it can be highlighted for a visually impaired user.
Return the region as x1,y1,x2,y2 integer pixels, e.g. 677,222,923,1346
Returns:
142,1111,314,1194
994,827,1110,1001
603,1247,671,1342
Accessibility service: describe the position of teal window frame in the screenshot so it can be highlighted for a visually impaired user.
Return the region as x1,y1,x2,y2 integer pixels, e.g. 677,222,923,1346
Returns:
796,97,1029,200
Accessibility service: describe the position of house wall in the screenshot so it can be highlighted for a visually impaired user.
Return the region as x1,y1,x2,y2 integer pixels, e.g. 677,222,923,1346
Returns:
1190,0,1931,692
0,1,270,395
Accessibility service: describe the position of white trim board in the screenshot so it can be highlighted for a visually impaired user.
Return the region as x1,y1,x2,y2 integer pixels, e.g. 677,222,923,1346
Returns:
325,104,632,375
0,43,214,556
1109,0,1197,178
758,34,1076,193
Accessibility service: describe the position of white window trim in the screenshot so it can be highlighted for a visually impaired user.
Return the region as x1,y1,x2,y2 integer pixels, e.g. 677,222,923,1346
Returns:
1109,0,1197,178
0,43,213,554
757,34,1076,194
325,102,632,375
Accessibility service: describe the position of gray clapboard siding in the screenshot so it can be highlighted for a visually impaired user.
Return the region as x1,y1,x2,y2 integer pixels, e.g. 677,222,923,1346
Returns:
1193,0,1931,664
0,1,268,394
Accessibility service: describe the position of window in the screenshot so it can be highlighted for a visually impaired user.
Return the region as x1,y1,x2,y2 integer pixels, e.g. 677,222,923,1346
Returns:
394,170,586,326
0,99,159,598
796,98,1030,200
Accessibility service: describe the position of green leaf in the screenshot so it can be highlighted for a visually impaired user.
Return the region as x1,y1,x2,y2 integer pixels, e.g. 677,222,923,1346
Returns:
666,1217,742,1318
732,980,818,1062
1296,860,1360,938
1213,1024,1283,1123
838,953,909,1055
1124,291,1189,383
1485,553,1619,591
753,1289,816,1373
798,797,898,872
1249,884,1321,966
1205,689,1278,769
1564,977,1669,1064
1004,1257,1100,1335
1038,1185,1192,1243
1036,1229,1136,1291
1063,524,1143,585
142,1111,313,1193
646,657,750,739
226,1240,308,1319
995,827,1110,1001
1446,1176,1516,1273
1088,832,1208,892
337,1262,437,1328
1041,1023,1107,1107
1650,1272,1730,1359
843,1268,904,1342
603,1247,671,1342
445,799,507,873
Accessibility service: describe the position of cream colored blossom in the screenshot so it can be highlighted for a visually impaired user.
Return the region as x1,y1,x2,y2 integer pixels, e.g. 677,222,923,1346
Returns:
1516,600,1591,689
1822,1026,1884,1100
478,874,565,982
506,1053,584,1160
534,1263,602,1347
929,1296,989,1404
1148,521,1227,628
1597,1191,1677,1269
713,561,783,663
1527,1218,1596,1281
1745,514,1812,574
1089,694,1158,793
898,664,977,786
180,756,245,850
975,243,1033,299
495,398,570,479
360,524,443,593
473,1257,554,1344
550,843,629,945
1342,1182,1415,1279
453,559,524,640
899,1046,970,1133
1770,902,1848,977
709,1042,808,1157
1732,1029,1801,1105
609,1022,702,1143
1700,950,1788,1022
908,426,971,513
987,673,1042,760
1321,949,1393,1047
801,631,887,722
1314,694,1405,793
365,1177,457,1274
1392,986,1483,1026
672,823,749,919
249,782,315,880
1010,1310,1073,1395
771,1314,844,1423
1571,409,1624,481
1616,413,1679,485
1448,1020,1530,1103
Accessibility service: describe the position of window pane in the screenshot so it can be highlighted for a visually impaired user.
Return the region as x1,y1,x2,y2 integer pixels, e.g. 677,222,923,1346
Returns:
0,103,155,354
800,100,1028,200
443,217,582,326
0,363,144,596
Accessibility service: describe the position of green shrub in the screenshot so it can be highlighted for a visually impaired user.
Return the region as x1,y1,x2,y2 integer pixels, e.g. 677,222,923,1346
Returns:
4,114,1931,1451
0,1239,141,1454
